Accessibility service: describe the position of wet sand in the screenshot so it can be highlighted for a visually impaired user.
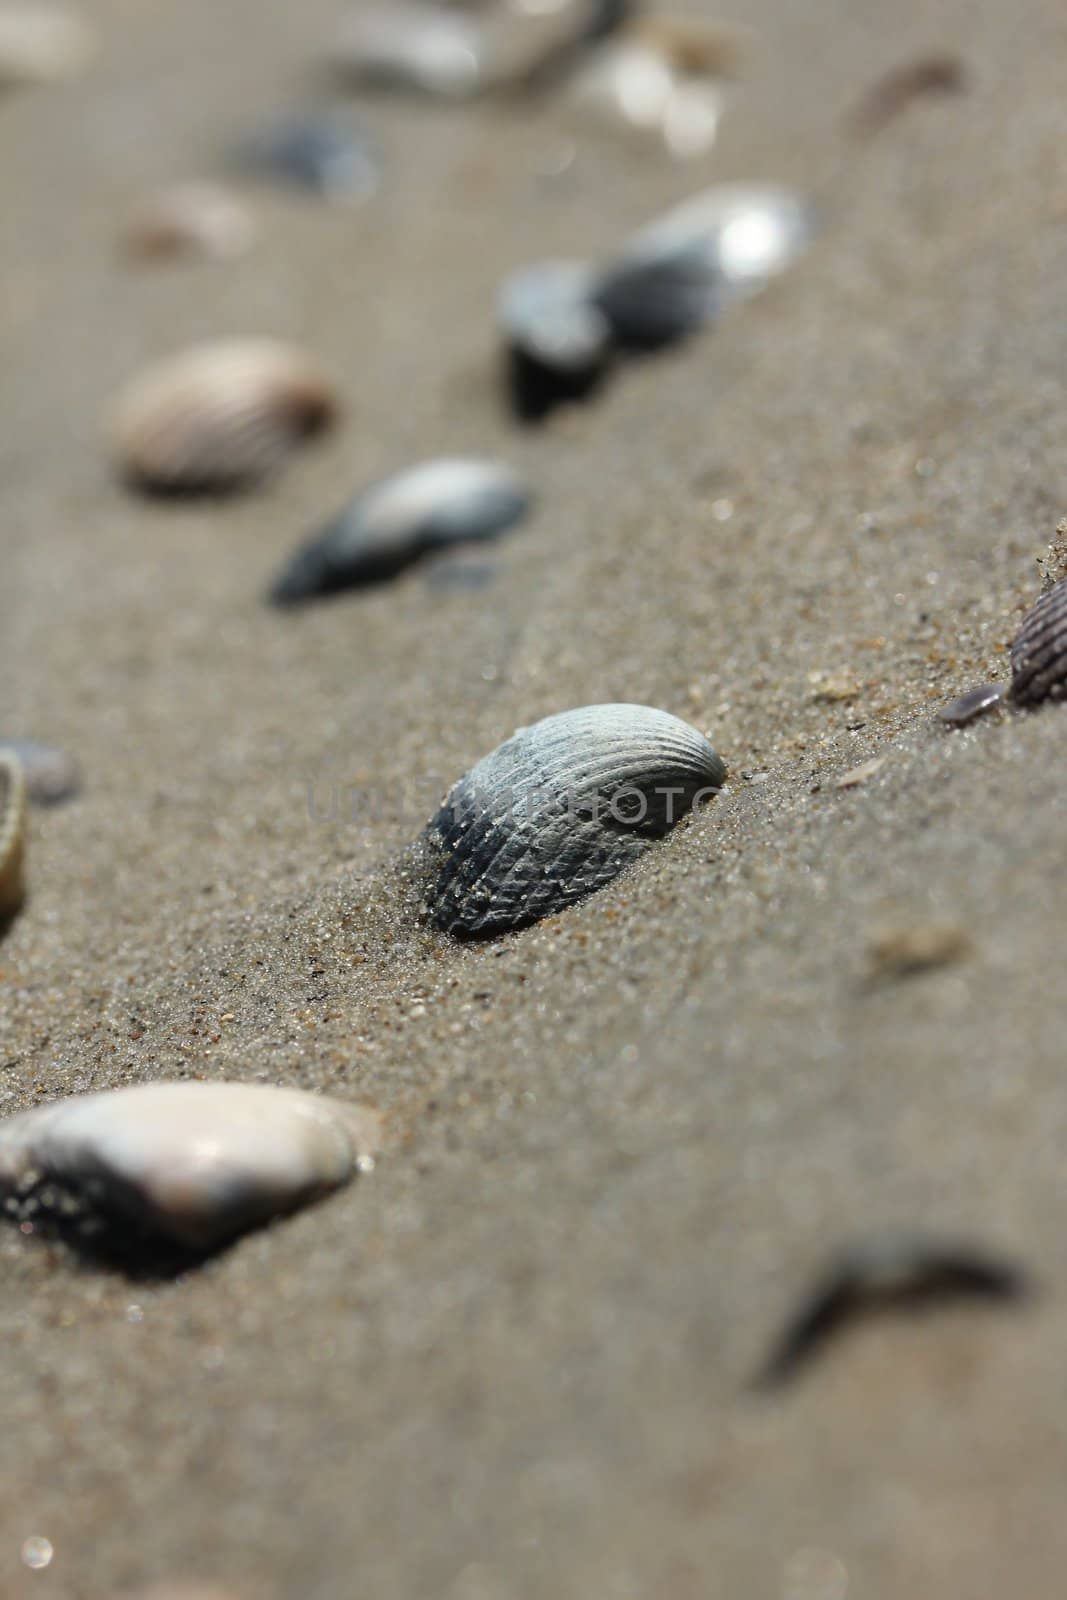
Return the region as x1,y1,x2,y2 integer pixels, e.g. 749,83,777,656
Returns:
5,0,1067,1594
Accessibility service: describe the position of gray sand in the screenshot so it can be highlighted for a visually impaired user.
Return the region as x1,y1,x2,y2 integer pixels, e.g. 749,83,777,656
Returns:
5,0,1067,1594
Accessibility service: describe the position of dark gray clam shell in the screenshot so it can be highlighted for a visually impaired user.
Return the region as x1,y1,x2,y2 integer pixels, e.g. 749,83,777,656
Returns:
270,457,530,604
594,182,813,347
424,703,726,936
1010,577,1067,707
499,260,613,419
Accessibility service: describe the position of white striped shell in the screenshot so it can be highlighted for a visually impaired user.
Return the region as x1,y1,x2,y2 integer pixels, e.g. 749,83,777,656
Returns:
0,750,27,920
111,340,338,495
425,703,726,935
0,1082,382,1252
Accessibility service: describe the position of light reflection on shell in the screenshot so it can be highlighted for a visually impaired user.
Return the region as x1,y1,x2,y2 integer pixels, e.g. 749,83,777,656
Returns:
111,340,338,495
0,751,27,920
0,1082,383,1253
424,703,726,936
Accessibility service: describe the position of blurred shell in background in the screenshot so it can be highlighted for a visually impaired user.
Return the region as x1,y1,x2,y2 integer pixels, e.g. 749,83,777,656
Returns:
0,751,27,921
236,115,381,202
123,183,257,265
0,3,93,89
332,2,486,98
0,739,80,804
110,339,339,495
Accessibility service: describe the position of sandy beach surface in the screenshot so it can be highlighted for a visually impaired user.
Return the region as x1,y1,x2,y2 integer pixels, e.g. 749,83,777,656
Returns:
5,0,1067,1594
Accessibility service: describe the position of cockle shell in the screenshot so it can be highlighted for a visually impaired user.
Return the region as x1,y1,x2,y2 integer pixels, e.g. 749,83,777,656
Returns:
0,751,27,920
333,3,485,99
123,183,256,265
270,458,530,603
0,738,80,804
111,340,338,495
1010,576,1067,706
0,3,93,88
424,703,726,936
0,1082,382,1253
594,183,813,346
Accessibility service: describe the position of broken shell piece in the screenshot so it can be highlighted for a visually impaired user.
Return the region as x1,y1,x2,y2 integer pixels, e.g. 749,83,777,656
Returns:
866,921,971,981
424,703,726,936
755,1231,1029,1387
0,3,93,89
123,183,256,265
111,339,338,495
237,115,381,202
332,3,485,98
0,751,27,920
0,739,80,804
1010,576,1067,707
270,458,530,603
498,260,612,420
594,182,813,347
938,681,1004,727
0,1082,382,1255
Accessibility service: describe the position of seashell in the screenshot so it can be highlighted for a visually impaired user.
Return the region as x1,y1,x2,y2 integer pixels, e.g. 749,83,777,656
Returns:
498,260,612,420
269,457,530,604
236,115,381,202
0,739,80,804
332,3,485,99
0,1082,383,1256
594,183,813,347
938,681,1004,727
111,340,338,495
0,751,27,921
424,703,726,936
0,3,93,89
755,1231,1028,1388
1010,576,1067,707
123,183,256,265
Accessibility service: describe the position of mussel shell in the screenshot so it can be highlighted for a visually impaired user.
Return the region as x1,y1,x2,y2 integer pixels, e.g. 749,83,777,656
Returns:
270,457,530,603
333,3,485,98
111,340,338,495
1010,577,1067,706
499,260,612,418
424,703,726,936
594,182,813,346
0,751,26,920
237,116,380,201
0,1082,382,1254
0,739,80,804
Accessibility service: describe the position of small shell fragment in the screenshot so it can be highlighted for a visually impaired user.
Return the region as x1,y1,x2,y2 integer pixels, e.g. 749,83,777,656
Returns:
123,183,256,265
498,260,612,420
594,183,813,347
111,340,338,495
866,921,971,981
834,755,885,790
0,3,93,89
938,681,1004,727
0,751,27,920
270,458,530,604
0,1082,383,1256
237,116,381,202
755,1231,1028,1387
0,739,80,804
1010,576,1067,707
332,3,485,99
424,703,726,936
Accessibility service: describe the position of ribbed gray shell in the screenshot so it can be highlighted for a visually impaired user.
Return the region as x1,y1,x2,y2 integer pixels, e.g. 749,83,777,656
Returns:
1011,578,1067,706
425,703,726,935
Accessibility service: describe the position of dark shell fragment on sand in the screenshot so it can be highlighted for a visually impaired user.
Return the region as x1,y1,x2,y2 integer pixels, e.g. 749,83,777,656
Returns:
237,116,381,201
424,703,726,936
270,457,530,603
499,260,613,418
1010,576,1067,707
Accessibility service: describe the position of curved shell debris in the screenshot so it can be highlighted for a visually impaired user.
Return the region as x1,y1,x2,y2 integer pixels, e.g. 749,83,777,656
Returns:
270,457,530,604
0,1081,383,1254
111,339,338,495
0,751,27,920
424,703,726,936
1010,576,1067,707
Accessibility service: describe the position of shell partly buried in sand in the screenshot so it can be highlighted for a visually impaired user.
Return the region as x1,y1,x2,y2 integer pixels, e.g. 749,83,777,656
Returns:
0,751,27,920
0,1081,382,1251
424,703,726,936
270,457,531,603
111,340,338,494
1010,576,1067,707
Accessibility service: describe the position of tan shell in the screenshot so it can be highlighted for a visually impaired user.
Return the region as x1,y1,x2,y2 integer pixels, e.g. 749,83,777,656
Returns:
0,750,26,920
123,183,257,265
110,340,339,494
0,3,94,88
